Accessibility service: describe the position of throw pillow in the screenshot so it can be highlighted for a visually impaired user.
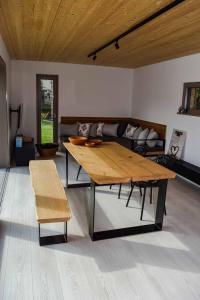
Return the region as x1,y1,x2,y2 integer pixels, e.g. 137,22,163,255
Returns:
102,123,119,137
137,128,149,145
59,123,79,137
123,124,137,139
146,130,159,148
132,127,143,140
89,123,98,137
78,123,91,137
96,123,104,136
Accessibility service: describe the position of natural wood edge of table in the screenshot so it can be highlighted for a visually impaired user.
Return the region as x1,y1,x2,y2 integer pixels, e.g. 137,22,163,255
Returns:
91,176,131,185
64,142,176,184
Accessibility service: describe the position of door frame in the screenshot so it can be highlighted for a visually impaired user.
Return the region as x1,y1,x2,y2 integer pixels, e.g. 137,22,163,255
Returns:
36,74,58,144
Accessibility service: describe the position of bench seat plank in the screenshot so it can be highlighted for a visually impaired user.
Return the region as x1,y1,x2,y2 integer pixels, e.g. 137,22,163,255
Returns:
29,160,71,224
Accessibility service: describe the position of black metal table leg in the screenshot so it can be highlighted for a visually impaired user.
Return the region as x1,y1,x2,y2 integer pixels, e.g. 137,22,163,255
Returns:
65,156,168,241
38,222,68,246
89,180,96,240
155,179,168,230
66,149,68,188
140,186,147,220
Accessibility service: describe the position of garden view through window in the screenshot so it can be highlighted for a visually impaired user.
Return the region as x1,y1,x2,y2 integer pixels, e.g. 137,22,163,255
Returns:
40,79,54,143
37,74,58,144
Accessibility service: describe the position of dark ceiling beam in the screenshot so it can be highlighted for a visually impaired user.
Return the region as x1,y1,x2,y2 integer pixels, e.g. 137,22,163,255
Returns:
88,0,186,58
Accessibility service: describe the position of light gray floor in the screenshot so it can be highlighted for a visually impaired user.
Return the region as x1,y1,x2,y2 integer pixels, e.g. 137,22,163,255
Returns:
0,153,200,300
0,168,7,208
0,169,6,190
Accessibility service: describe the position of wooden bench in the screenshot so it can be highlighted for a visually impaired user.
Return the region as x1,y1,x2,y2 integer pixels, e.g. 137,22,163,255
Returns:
29,160,71,246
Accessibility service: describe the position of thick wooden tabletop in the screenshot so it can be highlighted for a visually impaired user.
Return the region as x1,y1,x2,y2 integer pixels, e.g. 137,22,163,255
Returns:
29,160,71,223
64,142,176,185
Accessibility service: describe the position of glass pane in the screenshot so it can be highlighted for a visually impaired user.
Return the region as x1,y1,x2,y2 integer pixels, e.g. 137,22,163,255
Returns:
40,79,54,144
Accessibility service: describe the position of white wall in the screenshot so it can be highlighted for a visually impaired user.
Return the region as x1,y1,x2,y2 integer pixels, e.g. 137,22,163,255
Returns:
0,35,10,104
10,60,133,140
133,54,200,166
0,35,10,167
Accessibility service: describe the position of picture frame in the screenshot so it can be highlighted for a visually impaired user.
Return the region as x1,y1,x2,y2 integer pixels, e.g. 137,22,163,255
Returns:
167,129,186,160
180,82,200,116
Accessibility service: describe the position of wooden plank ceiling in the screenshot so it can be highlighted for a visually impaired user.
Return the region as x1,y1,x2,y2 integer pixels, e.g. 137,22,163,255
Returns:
0,0,199,68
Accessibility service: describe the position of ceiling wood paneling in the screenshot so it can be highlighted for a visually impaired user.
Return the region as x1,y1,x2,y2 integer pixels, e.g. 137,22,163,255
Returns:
0,0,199,68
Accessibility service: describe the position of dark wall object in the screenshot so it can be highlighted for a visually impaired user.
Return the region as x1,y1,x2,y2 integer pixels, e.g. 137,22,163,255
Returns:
9,104,23,133
15,141,35,166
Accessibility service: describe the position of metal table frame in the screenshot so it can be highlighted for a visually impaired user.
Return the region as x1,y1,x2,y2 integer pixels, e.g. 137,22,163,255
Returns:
65,150,168,241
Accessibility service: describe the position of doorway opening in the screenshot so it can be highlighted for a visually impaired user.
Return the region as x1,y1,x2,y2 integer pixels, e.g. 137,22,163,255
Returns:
36,74,58,144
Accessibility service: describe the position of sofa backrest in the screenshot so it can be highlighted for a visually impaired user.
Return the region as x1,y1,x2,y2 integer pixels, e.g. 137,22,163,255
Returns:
131,118,166,139
60,116,166,139
60,116,132,124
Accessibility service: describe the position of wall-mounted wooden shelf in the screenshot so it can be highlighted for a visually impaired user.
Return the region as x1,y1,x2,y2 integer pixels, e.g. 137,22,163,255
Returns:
177,112,200,117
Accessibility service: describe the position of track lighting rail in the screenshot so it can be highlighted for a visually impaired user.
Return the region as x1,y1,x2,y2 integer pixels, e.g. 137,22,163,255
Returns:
88,0,185,60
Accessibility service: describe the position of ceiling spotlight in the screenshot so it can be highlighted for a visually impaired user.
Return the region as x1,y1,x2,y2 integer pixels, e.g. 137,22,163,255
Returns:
93,54,97,60
115,40,120,49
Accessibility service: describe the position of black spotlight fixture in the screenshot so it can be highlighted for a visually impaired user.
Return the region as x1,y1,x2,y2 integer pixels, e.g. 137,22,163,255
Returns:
115,40,120,49
88,0,185,60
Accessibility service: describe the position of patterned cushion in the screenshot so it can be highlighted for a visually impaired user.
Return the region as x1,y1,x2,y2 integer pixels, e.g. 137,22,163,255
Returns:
102,123,119,137
123,124,137,139
96,123,104,136
137,128,149,145
146,129,159,148
78,123,91,137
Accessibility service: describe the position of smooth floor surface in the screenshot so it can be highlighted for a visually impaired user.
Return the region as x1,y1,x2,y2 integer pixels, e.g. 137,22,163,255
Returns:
0,154,200,300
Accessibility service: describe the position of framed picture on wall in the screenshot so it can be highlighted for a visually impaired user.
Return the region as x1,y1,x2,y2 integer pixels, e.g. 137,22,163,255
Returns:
167,129,186,160
181,82,200,116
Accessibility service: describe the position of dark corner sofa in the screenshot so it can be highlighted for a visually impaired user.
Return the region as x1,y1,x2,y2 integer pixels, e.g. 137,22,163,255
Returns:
59,116,166,157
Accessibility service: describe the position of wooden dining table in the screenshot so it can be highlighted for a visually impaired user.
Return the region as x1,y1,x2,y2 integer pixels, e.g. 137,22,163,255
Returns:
64,142,176,241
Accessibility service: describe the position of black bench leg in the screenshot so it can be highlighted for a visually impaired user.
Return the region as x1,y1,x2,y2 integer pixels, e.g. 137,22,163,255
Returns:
38,222,68,246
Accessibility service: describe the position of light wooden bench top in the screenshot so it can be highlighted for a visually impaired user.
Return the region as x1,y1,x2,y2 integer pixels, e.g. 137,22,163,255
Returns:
64,142,176,185
29,160,71,224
